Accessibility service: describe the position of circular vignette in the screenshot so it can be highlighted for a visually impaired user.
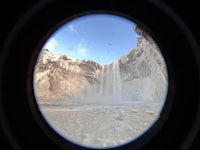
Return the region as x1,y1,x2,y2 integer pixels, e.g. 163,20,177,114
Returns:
32,11,169,149
0,0,199,150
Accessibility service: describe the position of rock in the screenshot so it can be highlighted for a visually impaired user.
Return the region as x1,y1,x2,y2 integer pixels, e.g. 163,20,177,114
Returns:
119,30,168,103
34,27,168,105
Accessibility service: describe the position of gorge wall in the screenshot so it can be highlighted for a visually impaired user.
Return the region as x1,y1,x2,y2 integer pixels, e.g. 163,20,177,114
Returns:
34,28,168,105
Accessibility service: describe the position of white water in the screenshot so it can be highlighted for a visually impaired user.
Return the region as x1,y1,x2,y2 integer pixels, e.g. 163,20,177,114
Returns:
99,61,122,102
99,66,104,96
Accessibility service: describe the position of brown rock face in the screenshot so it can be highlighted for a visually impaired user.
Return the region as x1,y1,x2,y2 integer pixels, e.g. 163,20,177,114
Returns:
34,50,101,103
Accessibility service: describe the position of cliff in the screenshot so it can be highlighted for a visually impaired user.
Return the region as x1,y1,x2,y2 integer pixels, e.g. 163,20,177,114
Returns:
34,28,168,105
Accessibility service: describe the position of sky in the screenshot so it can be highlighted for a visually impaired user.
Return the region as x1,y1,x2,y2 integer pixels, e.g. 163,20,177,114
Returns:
42,14,139,65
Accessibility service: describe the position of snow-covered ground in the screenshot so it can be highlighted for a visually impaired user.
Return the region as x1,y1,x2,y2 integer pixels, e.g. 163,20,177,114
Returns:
40,101,164,148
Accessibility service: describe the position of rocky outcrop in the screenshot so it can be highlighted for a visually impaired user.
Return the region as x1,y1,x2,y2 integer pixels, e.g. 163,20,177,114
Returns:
34,49,101,104
119,35,167,103
34,27,168,105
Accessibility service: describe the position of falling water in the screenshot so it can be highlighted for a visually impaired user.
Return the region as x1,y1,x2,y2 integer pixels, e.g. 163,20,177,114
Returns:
112,61,122,100
99,66,104,95
99,61,122,102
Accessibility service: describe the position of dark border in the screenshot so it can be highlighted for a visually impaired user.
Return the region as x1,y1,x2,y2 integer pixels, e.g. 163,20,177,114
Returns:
0,0,199,150
30,10,172,149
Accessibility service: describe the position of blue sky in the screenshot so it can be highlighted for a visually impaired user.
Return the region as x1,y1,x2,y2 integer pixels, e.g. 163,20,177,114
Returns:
42,14,139,65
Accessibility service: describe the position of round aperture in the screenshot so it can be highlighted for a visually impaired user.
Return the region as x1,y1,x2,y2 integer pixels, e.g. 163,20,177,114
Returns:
33,13,168,149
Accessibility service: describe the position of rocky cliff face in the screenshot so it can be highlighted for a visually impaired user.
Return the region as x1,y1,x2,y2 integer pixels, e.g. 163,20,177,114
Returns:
34,49,102,104
119,38,167,103
34,28,168,105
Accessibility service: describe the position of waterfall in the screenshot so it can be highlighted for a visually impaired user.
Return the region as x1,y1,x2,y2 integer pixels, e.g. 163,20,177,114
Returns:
99,66,104,95
112,61,122,100
99,61,122,102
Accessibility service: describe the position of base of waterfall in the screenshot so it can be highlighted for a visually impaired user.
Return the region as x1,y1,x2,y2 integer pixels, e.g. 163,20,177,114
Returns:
40,101,164,148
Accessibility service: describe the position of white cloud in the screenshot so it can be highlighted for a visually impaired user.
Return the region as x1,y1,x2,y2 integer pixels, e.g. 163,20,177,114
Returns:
69,24,78,34
77,43,88,57
43,38,58,51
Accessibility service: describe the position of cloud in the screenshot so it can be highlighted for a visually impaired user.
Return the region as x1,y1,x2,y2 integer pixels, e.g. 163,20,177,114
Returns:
43,38,58,51
77,43,88,57
69,24,78,34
